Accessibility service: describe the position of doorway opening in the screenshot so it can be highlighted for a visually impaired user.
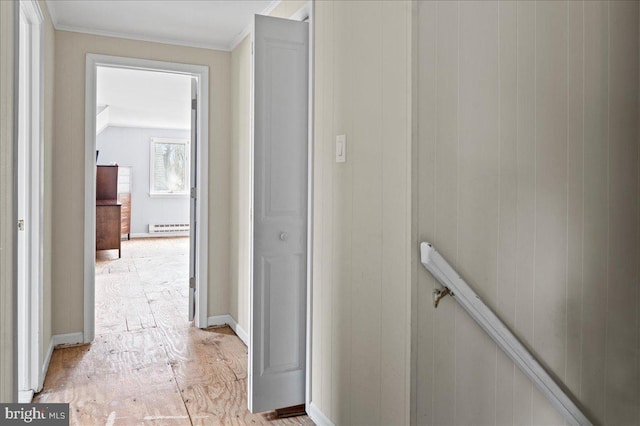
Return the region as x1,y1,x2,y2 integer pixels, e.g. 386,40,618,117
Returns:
17,0,44,402
84,55,210,343
94,66,193,335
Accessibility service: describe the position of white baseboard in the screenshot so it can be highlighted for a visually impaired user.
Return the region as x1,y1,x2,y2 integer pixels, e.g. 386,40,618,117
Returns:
39,337,54,391
36,336,64,395
129,232,189,239
207,314,234,327
18,390,34,404
207,314,249,346
307,402,334,426
228,318,249,346
52,332,84,347
129,233,151,239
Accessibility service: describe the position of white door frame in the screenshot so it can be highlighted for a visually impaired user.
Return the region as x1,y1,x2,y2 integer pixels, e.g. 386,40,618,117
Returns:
294,3,314,410
16,0,44,399
248,1,314,411
84,55,210,342
288,2,315,411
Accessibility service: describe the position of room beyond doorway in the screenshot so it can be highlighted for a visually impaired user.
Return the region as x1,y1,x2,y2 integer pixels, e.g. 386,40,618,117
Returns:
84,55,211,342
94,63,194,334
95,237,190,334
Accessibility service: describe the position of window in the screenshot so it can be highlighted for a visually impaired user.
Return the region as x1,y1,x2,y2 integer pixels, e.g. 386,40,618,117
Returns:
150,138,190,196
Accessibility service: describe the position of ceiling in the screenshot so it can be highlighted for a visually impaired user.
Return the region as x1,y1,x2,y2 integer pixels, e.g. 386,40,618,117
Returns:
45,0,278,51
96,67,192,130
50,1,280,130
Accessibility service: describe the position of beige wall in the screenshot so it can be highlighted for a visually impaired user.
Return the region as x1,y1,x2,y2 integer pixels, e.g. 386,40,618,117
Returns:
311,1,413,424
52,32,231,334
230,34,251,333
0,0,16,403
40,0,55,381
269,0,308,19
413,1,640,425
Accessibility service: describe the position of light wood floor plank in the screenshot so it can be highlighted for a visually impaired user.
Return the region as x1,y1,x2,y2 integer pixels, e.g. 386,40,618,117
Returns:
35,238,313,425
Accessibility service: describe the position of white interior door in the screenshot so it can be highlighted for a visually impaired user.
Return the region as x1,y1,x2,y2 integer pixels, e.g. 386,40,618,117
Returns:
188,77,197,322
250,14,309,413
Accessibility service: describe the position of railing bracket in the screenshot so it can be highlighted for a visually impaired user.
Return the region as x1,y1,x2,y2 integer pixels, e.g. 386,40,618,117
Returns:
432,287,452,308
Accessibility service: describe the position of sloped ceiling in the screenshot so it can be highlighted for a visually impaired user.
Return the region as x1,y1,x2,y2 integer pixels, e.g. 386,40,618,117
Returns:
97,67,192,130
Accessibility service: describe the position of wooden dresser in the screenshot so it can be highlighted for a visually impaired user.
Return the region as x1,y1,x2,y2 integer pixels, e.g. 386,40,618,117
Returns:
96,165,121,257
118,166,131,240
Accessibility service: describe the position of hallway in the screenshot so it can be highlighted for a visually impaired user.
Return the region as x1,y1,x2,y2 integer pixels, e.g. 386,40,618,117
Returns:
34,238,313,425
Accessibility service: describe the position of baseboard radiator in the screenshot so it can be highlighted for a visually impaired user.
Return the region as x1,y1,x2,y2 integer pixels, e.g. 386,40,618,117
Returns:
148,223,190,234
420,242,592,426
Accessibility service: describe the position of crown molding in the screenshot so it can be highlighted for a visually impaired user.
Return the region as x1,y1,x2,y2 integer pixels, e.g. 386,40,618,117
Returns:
228,0,281,51
52,24,232,52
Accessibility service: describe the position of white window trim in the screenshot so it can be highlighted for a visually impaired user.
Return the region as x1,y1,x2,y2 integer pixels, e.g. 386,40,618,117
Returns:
148,193,190,199
149,137,190,197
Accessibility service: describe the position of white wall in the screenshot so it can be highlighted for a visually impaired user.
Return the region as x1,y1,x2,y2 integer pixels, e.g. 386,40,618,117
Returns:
311,1,413,424
413,1,640,425
97,126,190,234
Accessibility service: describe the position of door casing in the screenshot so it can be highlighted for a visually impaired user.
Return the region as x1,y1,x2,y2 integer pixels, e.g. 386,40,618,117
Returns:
189,77,198,322
83,55,210,341
16,0,44,400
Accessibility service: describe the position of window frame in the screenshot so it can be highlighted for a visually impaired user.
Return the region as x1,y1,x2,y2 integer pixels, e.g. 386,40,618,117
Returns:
149,137,190,198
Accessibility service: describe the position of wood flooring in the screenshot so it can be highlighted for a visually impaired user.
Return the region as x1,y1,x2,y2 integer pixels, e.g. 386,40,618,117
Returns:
34,237,314,426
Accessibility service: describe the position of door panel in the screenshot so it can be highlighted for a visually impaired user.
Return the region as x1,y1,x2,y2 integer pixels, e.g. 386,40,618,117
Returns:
250,14,309,413
259,253,305,374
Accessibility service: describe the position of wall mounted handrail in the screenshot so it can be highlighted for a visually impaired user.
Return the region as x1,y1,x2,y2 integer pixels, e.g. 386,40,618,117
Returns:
420,242,592,426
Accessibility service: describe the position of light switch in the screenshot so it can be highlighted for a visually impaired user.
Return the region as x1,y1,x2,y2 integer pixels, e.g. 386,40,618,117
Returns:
336,134,346,163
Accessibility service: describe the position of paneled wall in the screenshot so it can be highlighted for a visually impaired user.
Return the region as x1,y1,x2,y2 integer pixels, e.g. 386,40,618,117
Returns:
0,0,16,403
311,1,413,424
413,2,640,425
